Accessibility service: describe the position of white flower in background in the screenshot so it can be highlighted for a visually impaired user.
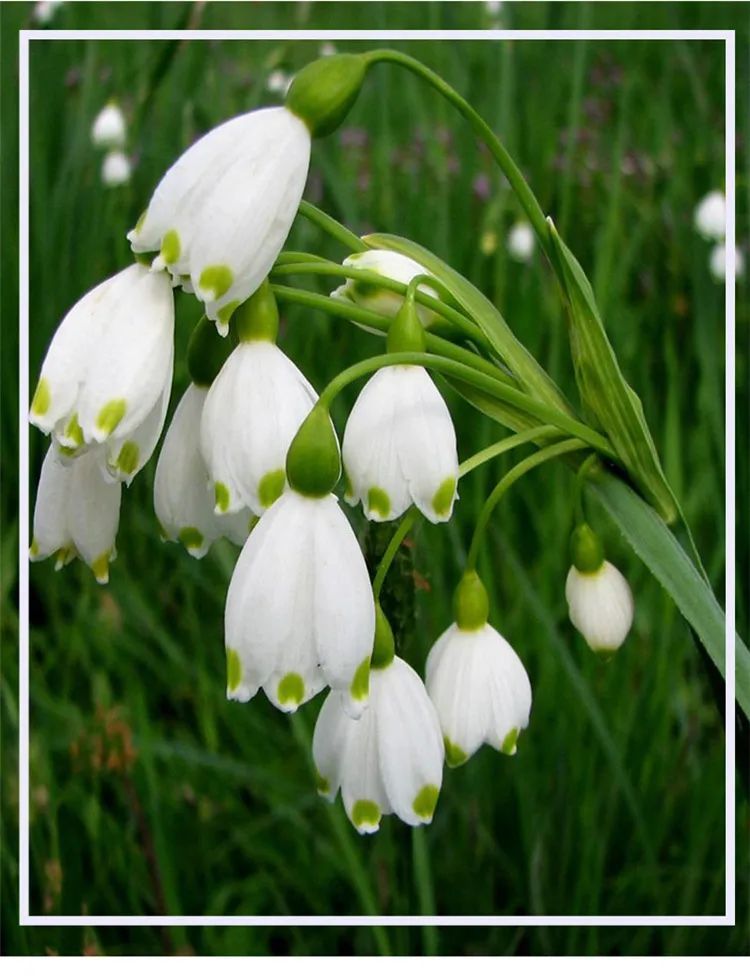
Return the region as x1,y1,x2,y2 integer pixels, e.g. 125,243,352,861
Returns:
30,445,121,583
709,242,745,282
29,264,174,464
91,102,127,149
154,383,251,557
313,655,444,834
101,150,132,187
332,249,439,327
127,107,311,333
342,365,459,523
694,190,726,242
224,489,375,716
565,523,634,653
506,221,535,262
200,342,317,516
425,572,532,766
266,70,292,96
33,0,65,24
319,42,338,58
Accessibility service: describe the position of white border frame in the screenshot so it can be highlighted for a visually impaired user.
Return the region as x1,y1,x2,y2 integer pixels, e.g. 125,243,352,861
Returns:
18,27,737,928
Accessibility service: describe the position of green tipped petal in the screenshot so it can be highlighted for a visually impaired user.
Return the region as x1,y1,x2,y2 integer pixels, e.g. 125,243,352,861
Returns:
412,784,440,821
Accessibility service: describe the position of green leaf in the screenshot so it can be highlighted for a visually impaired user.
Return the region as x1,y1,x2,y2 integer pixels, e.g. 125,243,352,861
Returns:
363,232,574,418
590,472,749,719
547,219,679,525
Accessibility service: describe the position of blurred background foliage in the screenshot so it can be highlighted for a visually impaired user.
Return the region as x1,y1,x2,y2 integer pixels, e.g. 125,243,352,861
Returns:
2,0,748,956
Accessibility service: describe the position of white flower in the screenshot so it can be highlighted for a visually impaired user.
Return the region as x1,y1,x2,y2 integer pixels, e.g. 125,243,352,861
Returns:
506,221,535,262
154,383,251,557
91,103,127,149
224,490,375,716
426,622,532,766
332,249,439,327
319,42,338,58
313,655,444,834
694,190,726,241
200,341,317,516
342,365,459,523
709,242,745,281
33,0,65,25
127,107,311,332
101,150,132,187
30,445,121,583
266,70,292,95
565,561,634,652
29,265,174,464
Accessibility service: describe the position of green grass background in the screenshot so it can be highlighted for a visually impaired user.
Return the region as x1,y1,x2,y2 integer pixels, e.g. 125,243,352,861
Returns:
2,0,748,956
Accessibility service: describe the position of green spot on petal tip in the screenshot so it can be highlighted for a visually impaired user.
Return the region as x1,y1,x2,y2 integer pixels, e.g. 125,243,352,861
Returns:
65,413,84,447
226,648,242,692
315,771,330,796
30,378,50,417
29,538,40,558
277,672,305,706
349,657,370,701
432,476,456,519
214,482,230,513
367,486,391,519
217,300,240,326
351,799,380,829
444,737,469,768
96,399,126,436
116,440,139,476
91,552,110,584
198,264,233,301
501,728,519,756
178,526,204,552
258,469,285,509
160,229,181,265
412,784,440,820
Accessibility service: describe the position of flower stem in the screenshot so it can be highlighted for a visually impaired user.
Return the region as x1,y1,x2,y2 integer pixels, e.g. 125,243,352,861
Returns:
573,453,601,524
297,199,366,253
465,439,584,571
459,425,561,478
364,49,550,254
372,508,418,600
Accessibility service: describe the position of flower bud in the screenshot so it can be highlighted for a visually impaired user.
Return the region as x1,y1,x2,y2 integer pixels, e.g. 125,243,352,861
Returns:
286,404,341,497
285,54,368,138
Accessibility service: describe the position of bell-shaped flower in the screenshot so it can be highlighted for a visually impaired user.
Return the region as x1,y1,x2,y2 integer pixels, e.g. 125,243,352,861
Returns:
154,382,251,558
425,572,532,766
224,488,375,716
694,190,726,241
331,249,439,327
29,265,174,463
101,150,132,187
91,102,127,149
342,363,458,523
127,107,311,332
565,523,634,653
709,242,745,282
313,611,444,835
30,445,121,583
507,221,535,262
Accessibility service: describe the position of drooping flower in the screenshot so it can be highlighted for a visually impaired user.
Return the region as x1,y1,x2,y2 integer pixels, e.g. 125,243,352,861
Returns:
101,150,132,187
91,102,127,150
331,249,439,326
127,107,311,332
425,571,532,766
154,383,251,558
313,607,444,834
564,523,634,653
694,190,726,242
33,0,65,25
342,291,459,524
266,70,292,96
224,489,375,715
30,445,121,583
199,283,317,516
709,242,745,282
29,264,174,468
506,221,535,262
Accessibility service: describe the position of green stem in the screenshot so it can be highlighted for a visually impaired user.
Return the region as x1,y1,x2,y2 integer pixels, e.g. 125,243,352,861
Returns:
297,200,366,253
271,259,486,347
364,49,550,254
318,351,615,460
465,439,583,570
372,509,418,600
459,425,560,478
574,453,600,524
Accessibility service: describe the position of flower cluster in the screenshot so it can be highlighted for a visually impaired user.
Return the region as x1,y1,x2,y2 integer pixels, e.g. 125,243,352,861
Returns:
693,189,745,281
91,101,132,187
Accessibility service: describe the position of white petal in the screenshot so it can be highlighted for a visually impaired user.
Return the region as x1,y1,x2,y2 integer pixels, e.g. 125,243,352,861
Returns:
565,562,634,652
67,450,122,582
91,103,126,149
342,367,412,521
310,495,376,715
694,190,726,241
224,492,315,704
200,342,316,516
30,446,74,561
374,657,444,826
77,265,174,445
312,691,352,800
340,250,438,326
338,703,391,834
101,150,132,187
